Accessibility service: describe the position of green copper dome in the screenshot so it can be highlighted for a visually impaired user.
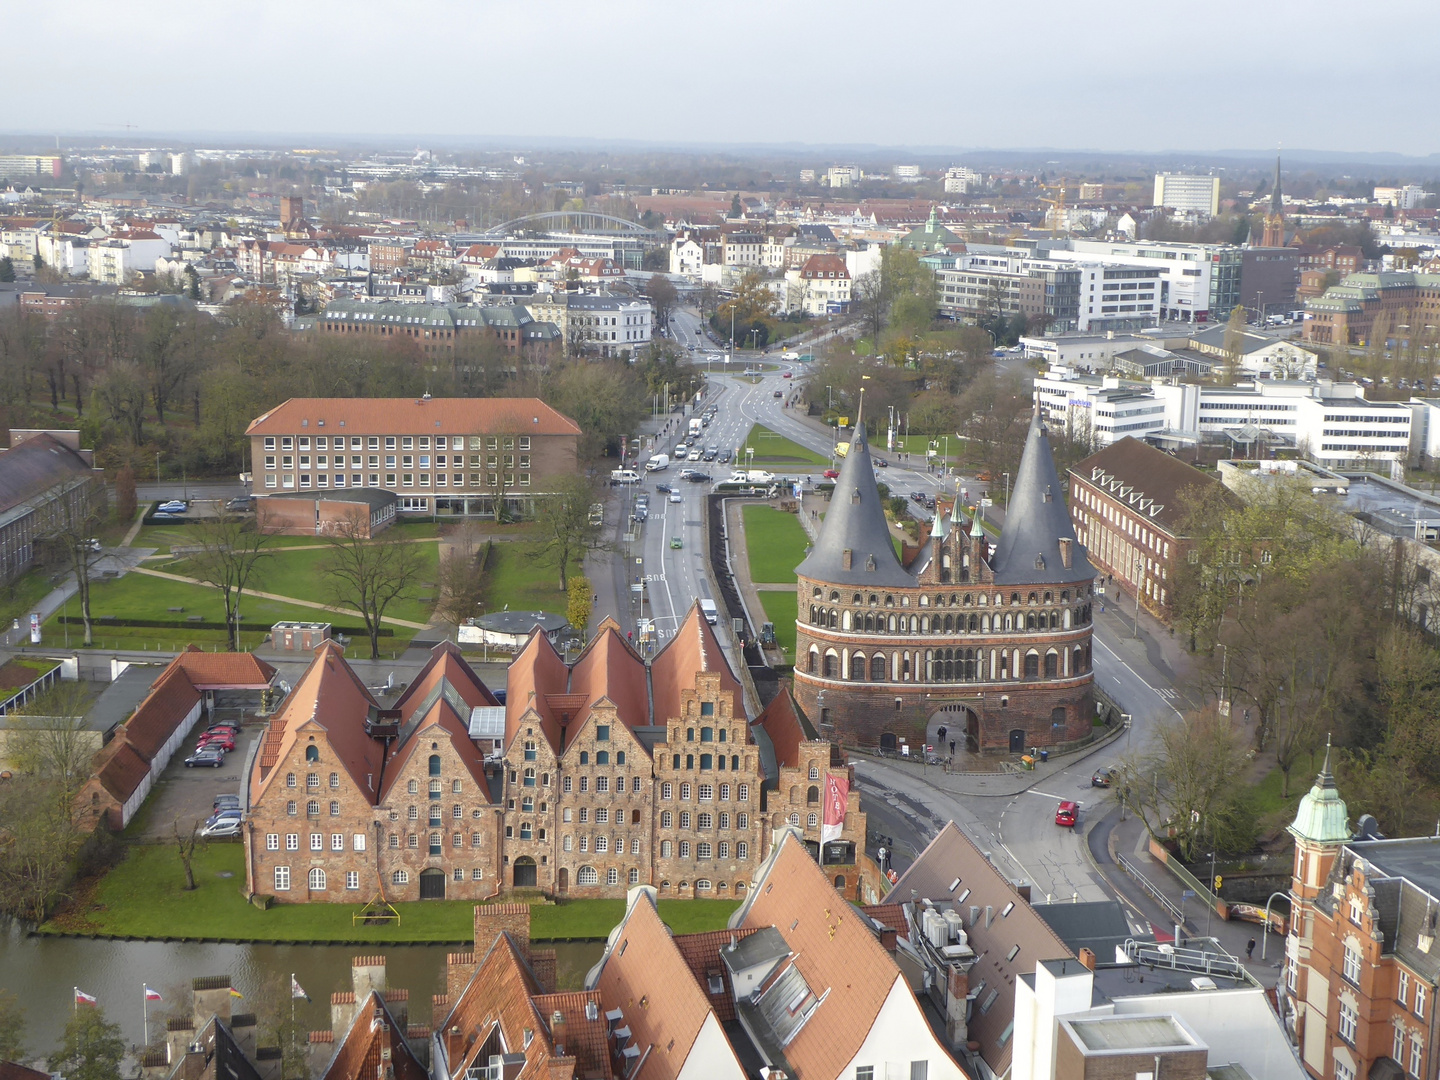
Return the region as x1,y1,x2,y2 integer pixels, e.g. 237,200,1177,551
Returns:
1289,742,1350,845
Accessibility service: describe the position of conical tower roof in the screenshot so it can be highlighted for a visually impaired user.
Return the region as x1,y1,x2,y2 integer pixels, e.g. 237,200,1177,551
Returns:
1269,154,1284,217
1289,740,1350,845
796,403,914,588
990,412,1095,586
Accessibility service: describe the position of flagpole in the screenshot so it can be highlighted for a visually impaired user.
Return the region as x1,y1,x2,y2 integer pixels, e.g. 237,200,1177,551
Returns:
143,984,149,1049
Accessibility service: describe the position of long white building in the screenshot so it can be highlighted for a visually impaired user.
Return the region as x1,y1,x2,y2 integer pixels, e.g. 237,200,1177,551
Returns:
1153,173,1221,217
1041,238,1243,324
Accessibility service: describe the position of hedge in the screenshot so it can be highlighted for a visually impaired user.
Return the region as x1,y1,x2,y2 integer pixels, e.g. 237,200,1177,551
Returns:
58,615,393,637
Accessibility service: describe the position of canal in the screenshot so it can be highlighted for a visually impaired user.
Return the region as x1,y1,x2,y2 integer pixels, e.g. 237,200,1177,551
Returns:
0,923,605,1055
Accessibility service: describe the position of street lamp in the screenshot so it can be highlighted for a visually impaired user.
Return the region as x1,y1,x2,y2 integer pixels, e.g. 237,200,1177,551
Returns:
1217,643,1230,717
1002,471,1011,507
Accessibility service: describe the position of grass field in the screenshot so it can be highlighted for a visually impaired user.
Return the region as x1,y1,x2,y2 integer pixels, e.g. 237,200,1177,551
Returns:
479,541,577,615
42,843,739,942
740,424,829,467
758,591,798,659
742,506,810,583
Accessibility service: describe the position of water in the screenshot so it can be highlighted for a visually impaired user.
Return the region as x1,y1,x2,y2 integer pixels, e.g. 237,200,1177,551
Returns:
0,923,603,1057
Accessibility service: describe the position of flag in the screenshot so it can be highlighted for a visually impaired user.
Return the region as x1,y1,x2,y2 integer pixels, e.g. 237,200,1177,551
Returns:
821,772,849,844
144,985,163,1002
74,988,97,1005
290,975,309,1002
229,988,244,999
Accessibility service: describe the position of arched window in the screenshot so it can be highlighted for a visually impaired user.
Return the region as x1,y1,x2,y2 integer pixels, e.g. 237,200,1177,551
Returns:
617,751,626,765
1074,646,1085,673
596,751,609,765
808,647,818,673
842,610,852,630
680,811,692,829
330,772,340,788
308,867,326,890
788,813,800,826
523,768,536,787
428,754,441,776
1045,651,1059,677
822,652,837,678
577,866,599,886
807,785,819,804
579,751,589,765
808,813,818,828
871,654,887,682
698,812,713,829
661,811,673,828
661,840,673,858
718,841,730,859
737,841,749,859
1024,652,1040,678
392,870,409,885
851,652,867,681
305,745,319,763
686,754,695,770
306,799,319,816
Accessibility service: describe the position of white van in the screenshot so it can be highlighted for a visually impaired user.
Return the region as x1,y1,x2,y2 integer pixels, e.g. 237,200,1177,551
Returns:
646,454,670,472
611,469,642,484
699,599,719,625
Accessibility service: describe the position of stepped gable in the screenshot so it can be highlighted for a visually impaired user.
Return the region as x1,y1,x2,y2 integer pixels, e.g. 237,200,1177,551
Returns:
990,411,1095,587
377,694,489,804
650,603,743,724
795,402,913,589
503,629,572,752
394,640,499,723
565,621,649,739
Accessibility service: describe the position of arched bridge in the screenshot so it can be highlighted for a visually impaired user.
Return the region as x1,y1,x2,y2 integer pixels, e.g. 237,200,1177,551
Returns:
479,211,657,238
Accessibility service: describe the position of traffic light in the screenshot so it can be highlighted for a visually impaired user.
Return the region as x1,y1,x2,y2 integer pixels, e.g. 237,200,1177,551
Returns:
1214,875,1223,892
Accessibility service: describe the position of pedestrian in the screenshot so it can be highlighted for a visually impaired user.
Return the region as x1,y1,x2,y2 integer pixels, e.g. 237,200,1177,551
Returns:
949,739,956,756
1246,937,1256,960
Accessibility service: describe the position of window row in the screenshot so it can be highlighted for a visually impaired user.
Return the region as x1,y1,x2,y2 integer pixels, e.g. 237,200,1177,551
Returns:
807,645,1091,682
806,606,1089,634
263,435,531,452
810,587,1086,608
273,866,361,891
266,833,367,852
657,840,749,860
658,810,749,830
562,836,644,855
660,782,749,801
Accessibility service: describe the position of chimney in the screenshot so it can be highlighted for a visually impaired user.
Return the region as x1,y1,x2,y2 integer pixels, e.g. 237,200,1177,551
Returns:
1059,539,1072,570
446,951,476,1003
1014,881,1032,902
352,955,388,999
1079,947,1097,970
331,992,358,1042
842,549,853,570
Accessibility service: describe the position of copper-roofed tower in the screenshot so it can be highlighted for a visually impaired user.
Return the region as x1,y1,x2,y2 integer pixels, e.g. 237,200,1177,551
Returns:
1260,153,1285,249
793,409,1096,755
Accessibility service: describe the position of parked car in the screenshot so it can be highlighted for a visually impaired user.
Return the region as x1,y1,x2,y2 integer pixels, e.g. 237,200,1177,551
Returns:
185,748,225,768
151,511,183,520
632,507,648,523
823,469,839,480
200,812,243,838
206,722,240,735
1091,767,1116,788
224,497,252,513
157,500,188,514
588,503,604,526
1055,800,1078,827
213,794,241,813
198,733,236,752
719,451,732,463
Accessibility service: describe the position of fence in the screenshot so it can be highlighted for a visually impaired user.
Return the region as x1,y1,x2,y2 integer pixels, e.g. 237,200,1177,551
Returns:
0,661,61,716
1116,852,1186,926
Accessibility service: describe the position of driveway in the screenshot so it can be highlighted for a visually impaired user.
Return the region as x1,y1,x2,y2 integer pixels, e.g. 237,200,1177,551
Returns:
137,722,260,840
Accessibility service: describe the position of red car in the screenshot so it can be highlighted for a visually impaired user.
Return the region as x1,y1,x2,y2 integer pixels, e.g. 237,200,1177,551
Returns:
198,733,236,752
823,469,839,479
782,371,793,378
1055,801,1078,827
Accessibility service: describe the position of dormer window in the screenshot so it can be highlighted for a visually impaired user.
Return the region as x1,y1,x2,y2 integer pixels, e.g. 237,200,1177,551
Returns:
1035,554,1046,571
851,488,861,505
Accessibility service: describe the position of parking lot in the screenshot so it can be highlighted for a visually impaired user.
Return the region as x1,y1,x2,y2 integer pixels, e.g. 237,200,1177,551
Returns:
136,718,260,840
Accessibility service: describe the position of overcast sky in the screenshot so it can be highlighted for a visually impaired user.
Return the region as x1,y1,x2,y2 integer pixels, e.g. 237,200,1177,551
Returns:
10,0,1438,157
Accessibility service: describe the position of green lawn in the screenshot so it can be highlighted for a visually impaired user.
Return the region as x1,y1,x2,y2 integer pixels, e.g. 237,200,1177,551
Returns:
44,843,737,942
742,506,810,583
43,572,419,653
479,541,576,616
758,591,797,660
740,424,830,467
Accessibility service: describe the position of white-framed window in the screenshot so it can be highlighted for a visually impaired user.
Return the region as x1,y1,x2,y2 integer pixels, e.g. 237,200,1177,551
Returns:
266,833,279,850
346,871,359,890
1335,1062,1355,1080
354,834,366,851
286,834,299,851
308,868,326,891
331,833,343,851
274,866,290,891
1339,999,1358,1042
393,870,409,885
1416,983,1427,1018
1410,1033,1423,1077
1401,969,1411,1006
577,866,599,886
607,867,619,886
310,833,323,851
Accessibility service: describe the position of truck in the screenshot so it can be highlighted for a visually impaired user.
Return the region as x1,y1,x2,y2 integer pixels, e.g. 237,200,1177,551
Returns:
688,417,704,437
645,454,670,472
699,598,719,625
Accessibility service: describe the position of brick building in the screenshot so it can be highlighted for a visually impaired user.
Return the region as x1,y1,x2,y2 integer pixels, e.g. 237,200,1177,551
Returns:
1304,271,1440,347
792,409,1097,755
254,490,397,537
244,610,867,904
244,397,580,520
0,429,105,587
316,298,561,359
1069,438,1228,621
1285,748,1440,1080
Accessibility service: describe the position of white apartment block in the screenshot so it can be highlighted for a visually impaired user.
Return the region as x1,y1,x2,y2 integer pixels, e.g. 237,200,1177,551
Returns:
944,166,980,194
892,164,921,182
1153,173,1221,217
1375,185,1428,210
560,294,652,357
1036,367,1411,466
827,165,859,188
669,236,704,278
722,232,764,267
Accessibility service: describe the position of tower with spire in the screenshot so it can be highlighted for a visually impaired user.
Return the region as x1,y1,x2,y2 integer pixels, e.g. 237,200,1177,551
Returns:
792,408,1097,754
1261,153,1286,248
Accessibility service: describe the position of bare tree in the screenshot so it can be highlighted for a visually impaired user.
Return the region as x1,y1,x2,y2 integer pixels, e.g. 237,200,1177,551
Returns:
434,545,486,634
174,819,203,891
321,512,427,659
529,473,603,593
45,478,107,647
7,681,98,795
187,510,273,650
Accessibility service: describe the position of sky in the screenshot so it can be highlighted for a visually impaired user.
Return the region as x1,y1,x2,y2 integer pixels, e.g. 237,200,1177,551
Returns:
10,0,1440,157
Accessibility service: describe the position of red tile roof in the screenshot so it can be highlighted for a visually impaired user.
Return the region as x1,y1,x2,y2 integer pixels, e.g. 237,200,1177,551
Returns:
593,895,733,1080
0,1061,51,1080
566,625,649,741
505,631,572,752
246,398,581,438
530,992,611,1078
175,645,276,689
800,254,850,279
738,833,921,1080
95,740,151,803
670,927,760,1023
394,641,499,722
650,606,741,726
439,934,560,1080
749,689,814,772
122,664,201,760
377,696,489,804
319,992,427,1080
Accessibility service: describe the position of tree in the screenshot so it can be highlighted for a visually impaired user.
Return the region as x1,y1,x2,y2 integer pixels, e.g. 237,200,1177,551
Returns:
0,257,13,283
434,544,486,633
187,512,272,650
567,575,593,636
529,474,603,593
174,818,202,891
0,989,24,1062
852,270,888,345
729,193,743,219
7,681,97,795
113,463,137,523
644,274,679,330
1220,305,1247,384
49,1006,126,1080
45,479,106,647
1119,709,1253,861
321,514,428,659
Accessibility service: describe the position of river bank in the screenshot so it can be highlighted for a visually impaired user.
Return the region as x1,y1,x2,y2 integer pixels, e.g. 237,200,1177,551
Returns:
41,842,739,943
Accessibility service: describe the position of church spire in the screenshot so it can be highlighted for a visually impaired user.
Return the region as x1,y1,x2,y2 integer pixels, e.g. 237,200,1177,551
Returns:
1261,152,1285,248
1269,153,1284,216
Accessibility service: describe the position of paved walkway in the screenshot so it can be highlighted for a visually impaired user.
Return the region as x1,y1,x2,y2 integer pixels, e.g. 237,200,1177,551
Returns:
129,565,430,630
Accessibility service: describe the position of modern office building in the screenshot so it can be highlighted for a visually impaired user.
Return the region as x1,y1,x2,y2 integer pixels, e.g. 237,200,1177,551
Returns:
1154,173,1222,217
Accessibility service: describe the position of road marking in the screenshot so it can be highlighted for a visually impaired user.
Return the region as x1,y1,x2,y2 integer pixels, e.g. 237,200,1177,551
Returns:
1026,789,1075,801
1093,635,1184,718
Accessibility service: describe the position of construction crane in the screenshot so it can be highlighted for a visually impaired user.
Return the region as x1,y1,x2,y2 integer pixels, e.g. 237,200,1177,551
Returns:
1039,178,1070,236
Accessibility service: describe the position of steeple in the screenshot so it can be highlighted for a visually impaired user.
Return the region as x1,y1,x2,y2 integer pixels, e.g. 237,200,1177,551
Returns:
1288,736,1350,845
1261,153,1285,248
795,400,913,588
989,411,1094,586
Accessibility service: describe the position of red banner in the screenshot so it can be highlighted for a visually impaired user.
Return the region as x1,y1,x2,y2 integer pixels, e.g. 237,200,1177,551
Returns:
822,772,849,843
